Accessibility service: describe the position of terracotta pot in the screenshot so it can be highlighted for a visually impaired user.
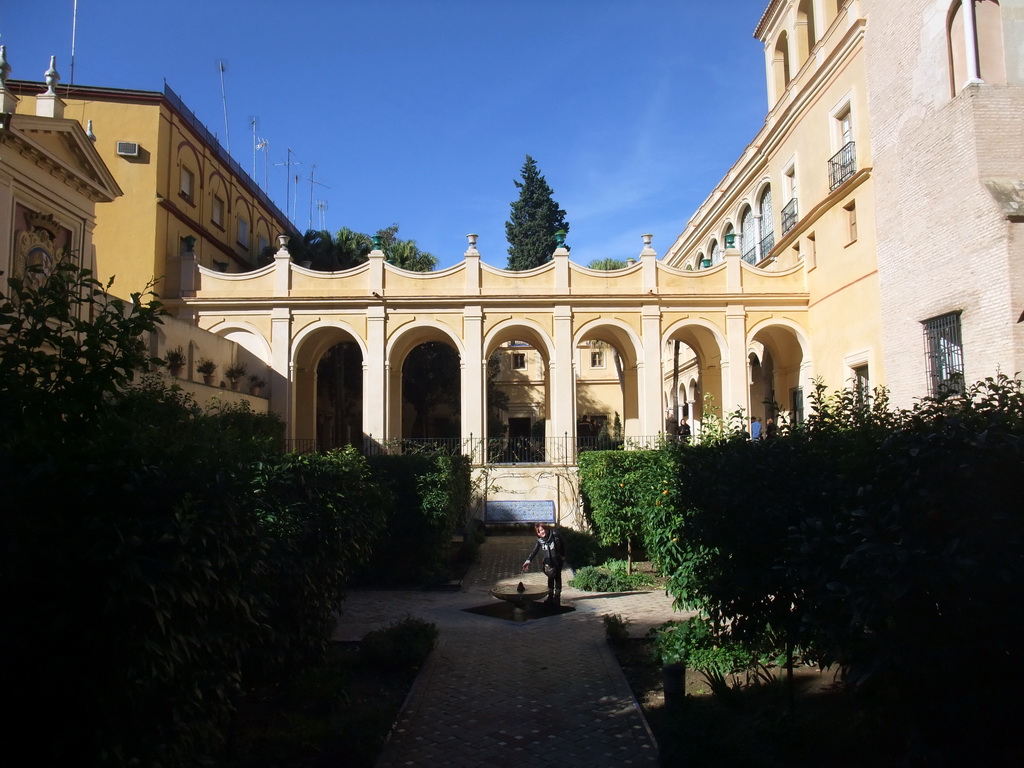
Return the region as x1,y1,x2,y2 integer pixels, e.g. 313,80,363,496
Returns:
203,374,215,386
168,364,183,378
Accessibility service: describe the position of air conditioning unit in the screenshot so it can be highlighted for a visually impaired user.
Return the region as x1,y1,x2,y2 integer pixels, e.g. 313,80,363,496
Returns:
116,141,140,158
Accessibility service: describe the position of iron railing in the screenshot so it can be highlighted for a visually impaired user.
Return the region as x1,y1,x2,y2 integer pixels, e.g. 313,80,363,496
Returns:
759,230,775,258
781,197,799,234
341,434,674,465
828,141,857,191
742,246,757,264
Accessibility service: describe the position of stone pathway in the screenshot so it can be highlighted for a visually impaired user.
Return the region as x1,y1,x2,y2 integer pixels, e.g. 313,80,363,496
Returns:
334,533,685,767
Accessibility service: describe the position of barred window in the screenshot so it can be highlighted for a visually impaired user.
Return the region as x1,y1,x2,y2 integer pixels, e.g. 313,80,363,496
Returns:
922,312,964,396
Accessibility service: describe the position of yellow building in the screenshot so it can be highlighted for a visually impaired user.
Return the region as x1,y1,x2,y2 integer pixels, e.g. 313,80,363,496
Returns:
8,75,295,303
0,51,121,290
664,0,1024,413
664,0,879,423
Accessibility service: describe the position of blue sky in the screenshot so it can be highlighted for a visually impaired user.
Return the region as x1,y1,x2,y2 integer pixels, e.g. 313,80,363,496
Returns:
3,1,770,269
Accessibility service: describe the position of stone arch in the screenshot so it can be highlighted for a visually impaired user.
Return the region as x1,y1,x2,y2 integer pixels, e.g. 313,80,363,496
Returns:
773,30,792,100
207,319,272,363
796,0,817,63
663,317,730,437
573,318,644,439
387,321,466,440
291,319,369,449
747,317,812,426
483,319,556,454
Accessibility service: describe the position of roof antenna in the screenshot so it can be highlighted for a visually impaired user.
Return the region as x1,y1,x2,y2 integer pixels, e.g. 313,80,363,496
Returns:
217,59,230,154
69,0,78,86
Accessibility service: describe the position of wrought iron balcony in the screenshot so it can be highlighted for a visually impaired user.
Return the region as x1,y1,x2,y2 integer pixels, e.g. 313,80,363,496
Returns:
828,141,857,191
742,245,757,264
781,197,798,234
760,230,775,257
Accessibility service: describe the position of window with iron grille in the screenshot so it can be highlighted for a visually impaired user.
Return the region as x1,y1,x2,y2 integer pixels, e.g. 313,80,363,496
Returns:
922,312,964,396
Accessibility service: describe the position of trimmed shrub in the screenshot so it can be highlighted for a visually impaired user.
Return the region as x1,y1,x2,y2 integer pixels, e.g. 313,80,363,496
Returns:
360,452,473,585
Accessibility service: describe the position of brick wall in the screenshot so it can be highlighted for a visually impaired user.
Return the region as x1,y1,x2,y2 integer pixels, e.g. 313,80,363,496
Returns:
864,0,1024,407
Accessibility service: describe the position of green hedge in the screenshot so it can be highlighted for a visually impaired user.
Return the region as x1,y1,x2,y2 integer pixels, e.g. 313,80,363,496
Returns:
359,452,473,585
646,377,1024,757
0,264,390,766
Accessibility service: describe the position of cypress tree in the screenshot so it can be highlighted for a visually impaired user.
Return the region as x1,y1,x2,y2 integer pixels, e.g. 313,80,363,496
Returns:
505,155,569,270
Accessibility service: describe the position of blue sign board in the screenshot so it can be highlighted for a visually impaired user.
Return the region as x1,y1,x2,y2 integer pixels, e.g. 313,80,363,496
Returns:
485,500,556,524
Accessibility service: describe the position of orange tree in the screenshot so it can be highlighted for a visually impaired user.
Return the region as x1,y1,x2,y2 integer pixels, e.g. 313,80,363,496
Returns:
578,449,677,574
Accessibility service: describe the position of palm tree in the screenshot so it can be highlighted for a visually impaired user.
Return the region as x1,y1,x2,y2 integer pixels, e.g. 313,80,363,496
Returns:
386,238,437,272
334,227,371,270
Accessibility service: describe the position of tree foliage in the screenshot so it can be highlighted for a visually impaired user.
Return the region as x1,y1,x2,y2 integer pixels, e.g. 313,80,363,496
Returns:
505,155,569,270
643,376,1024,760
587,257,628,270
402,341,461,437
0,261,397,766
288,223,435,272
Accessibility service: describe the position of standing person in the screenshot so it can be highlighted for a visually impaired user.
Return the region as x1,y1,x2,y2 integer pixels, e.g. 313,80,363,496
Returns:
764,417,777,440
751,416,762,440
678,417,692,442
522,522,566,603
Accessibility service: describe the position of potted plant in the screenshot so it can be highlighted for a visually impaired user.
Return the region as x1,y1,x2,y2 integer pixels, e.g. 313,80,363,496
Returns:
196,357,217,385
225,362,249,391
165,345,186,377
248,373,266,396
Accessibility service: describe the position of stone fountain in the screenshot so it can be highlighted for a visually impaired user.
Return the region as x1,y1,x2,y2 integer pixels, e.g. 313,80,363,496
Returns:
489,581,550,621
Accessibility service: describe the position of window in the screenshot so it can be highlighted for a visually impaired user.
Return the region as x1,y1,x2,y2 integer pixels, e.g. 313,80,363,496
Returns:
782,165,798,234
257,235,268,255
511,351,527,371
708,239,721,266
212,196,224,227
237,218,250,248
948,0,1006,95
590,347,605,369
740,206,756,263
829,106,857,191
179,166,195,202
853,365,870,404
759,187,775,255
923,312,965,396
845,200,858,243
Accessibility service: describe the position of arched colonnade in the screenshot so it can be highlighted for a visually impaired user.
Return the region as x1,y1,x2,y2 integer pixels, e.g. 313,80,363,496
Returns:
175,235,812,460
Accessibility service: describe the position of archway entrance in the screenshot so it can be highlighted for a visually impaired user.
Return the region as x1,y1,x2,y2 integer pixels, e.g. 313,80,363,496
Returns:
401,341,462,440
315,342,363,450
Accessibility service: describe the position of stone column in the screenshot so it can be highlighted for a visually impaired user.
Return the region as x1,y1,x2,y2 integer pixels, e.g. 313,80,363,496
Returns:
723,303,749,415
961,0,983,84
551,305,575,461
640,304,664,437
462,304,485,463
364,304,388,445
270,307,292,437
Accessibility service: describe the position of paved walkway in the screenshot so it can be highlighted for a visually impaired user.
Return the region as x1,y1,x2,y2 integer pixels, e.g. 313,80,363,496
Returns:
334,533,684,767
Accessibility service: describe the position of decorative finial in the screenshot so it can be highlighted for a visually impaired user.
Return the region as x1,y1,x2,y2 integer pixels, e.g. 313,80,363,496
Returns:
44,55,59,95
555,230,566,247
724,232,737,249
642,233,653,247
371,234,383,250
86,119,96,141
466,233,478,248
0,46,11,86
